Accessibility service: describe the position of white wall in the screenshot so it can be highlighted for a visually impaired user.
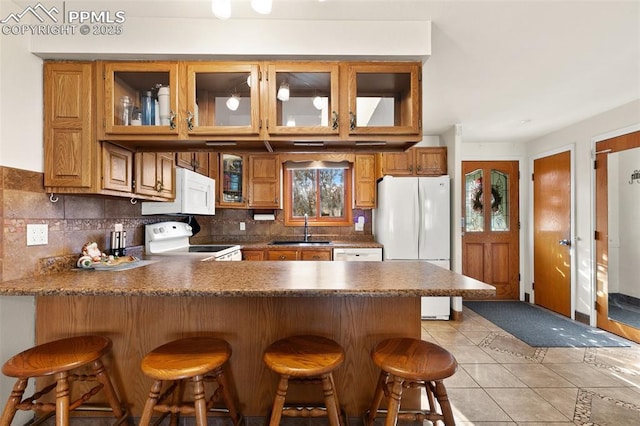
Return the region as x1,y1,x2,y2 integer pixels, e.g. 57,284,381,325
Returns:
524,100,640,318
0,1,38,421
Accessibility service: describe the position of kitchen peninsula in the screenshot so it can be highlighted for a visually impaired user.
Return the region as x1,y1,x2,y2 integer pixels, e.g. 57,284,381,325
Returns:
0,258,494,418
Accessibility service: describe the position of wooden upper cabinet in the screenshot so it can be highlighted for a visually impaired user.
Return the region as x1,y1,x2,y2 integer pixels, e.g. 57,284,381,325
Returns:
134,152,175,199
346,63,421,136
415,147,447,176
380,147,447,177
354,154,377,208
265,62,340,136
101,61,179,137
176,152,210,176
380,151,415,176
44,62,94,189
248,155,281,208
102,143,133,192
185,62,261,136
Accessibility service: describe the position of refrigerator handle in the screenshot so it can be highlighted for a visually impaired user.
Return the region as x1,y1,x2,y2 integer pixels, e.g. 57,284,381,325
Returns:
414,185,420,248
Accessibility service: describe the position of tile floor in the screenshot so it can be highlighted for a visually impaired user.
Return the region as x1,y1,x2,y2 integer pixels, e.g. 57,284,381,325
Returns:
421,306,640,425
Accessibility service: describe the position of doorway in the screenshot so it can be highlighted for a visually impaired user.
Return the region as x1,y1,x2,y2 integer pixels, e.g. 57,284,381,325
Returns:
532,150,572,317
595,130,640,343
461,161,520,299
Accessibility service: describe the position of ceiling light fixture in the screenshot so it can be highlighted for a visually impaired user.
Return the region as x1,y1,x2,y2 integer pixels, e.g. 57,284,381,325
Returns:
312,95,324,110
277,83,290,102
226,93,240,111
211,0,231,20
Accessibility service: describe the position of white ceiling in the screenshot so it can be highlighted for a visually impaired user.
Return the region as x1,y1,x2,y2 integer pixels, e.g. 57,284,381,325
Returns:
24,0,640,144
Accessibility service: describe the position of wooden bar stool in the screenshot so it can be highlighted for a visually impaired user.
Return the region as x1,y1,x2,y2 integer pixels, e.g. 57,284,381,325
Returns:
139,336,241,426
365,337,458,426
263,335,345,426
0,335,127,426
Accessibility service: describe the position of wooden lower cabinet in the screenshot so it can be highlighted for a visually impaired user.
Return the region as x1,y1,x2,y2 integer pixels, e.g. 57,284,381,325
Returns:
266,249,298,261
241,249,264,261
249,248,333,261
300,250,332,261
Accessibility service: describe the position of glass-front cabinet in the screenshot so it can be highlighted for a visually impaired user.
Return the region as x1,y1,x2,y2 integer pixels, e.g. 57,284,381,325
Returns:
266,63,340,135
102,62,179,135
347,63,421,135
185,63,261,136
219,153,246,208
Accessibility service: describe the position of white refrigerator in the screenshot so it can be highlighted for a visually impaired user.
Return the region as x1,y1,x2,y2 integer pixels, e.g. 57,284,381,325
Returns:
373,175,451,319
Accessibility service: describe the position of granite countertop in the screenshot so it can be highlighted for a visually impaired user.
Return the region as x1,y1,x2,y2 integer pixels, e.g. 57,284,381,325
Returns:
0,257,494,298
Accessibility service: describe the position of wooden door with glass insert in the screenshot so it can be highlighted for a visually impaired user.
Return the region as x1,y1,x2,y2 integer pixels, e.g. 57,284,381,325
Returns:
462,161,520,299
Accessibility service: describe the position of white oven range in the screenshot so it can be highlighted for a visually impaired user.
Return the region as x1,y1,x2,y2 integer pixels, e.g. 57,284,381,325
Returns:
145,221,241,261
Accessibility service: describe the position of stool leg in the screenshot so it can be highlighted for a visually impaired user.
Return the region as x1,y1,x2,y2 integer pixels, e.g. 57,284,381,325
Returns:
321,373,342,426
54,371,70,426
192,375,207,426
0,378,28,426
139,380,162,426
212,366,241,426
91,358,125,419
434,380,455,425
384,375,404,426
268,374,289,426
366,371,390,426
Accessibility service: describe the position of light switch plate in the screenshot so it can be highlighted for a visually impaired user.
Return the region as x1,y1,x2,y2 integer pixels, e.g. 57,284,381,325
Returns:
27,224,48,246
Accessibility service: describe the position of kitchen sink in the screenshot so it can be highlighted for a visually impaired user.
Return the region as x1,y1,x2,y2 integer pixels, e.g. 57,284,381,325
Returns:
269,240,333,246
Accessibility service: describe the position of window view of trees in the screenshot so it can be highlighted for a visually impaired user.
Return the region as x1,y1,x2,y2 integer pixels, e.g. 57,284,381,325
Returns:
291,169,345,219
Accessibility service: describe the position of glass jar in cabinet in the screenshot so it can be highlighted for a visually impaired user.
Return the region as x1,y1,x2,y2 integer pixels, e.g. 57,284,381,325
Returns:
101,62,179,136
185,63,261,136
266,63,340,135
219,154,247,208
346,63,421,136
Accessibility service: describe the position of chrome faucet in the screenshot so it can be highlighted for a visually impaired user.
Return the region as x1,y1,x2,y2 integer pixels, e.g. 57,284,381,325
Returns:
303,213,311,242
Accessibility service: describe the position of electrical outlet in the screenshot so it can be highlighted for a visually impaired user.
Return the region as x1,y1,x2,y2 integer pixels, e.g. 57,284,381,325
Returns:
27,224,48,246
239,222,246,231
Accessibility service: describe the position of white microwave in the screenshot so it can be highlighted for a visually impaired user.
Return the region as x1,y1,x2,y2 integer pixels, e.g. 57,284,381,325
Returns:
141,168,215,215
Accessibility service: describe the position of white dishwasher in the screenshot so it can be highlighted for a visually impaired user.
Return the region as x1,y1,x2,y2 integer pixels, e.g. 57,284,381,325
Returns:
333,248,382,262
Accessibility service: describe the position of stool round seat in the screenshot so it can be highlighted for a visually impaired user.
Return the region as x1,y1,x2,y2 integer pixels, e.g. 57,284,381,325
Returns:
2,335,112,378
1,335,126,426
139,336,241,426
263,335,345,377
141,336,231,381
371,337,457,381
366,337,458,426
263,335,345,426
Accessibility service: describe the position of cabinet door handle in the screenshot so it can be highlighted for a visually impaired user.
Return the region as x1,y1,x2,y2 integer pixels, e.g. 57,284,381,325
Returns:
409,165,413,173
274,197,279,204
349,111,356,131
155,181,164,192
279,255,286,260
186,111,194,131
416,165,422,171
331,111,339,130
169,110,176,130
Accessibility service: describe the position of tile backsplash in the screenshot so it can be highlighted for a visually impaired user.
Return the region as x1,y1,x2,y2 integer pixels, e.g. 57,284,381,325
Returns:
0,166,374,283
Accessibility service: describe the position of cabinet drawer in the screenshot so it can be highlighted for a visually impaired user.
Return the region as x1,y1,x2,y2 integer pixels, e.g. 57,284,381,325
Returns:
267,250,298,261
242,250,264,261
300,250,332,261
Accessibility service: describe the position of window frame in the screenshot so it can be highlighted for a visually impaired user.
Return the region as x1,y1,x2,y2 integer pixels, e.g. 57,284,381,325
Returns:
283,164,353,227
